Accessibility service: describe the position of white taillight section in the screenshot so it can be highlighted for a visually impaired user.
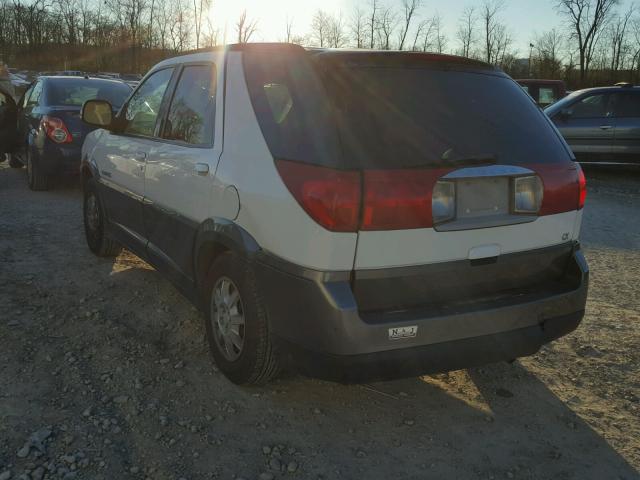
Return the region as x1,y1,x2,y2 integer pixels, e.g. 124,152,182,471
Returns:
432,180,456,224
513,175,543,214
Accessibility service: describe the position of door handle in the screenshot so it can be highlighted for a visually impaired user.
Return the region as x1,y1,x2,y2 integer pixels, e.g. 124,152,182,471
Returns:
131,152,147,162
599,125,612,130
195,163,209,175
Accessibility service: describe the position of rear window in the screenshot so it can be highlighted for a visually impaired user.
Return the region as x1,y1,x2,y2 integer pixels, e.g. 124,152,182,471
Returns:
320,65,570,168
242,50,342,168
47,79,131,108
244,51,571,169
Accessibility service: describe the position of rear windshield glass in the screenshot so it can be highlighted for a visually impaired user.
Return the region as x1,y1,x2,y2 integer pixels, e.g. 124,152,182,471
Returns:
47,79,131,108
243,51,571,169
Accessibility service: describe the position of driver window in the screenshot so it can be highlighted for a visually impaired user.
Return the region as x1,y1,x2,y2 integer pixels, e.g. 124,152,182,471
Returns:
570,94,610,119
123,68,173,137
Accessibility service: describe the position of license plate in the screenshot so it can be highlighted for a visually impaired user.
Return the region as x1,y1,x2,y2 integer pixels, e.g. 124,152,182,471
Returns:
388,326,418,340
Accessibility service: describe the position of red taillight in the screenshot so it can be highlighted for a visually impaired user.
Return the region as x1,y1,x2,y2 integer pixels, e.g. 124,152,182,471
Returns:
41,116,72,144
275,159,361,232
577,164,587,209
361,169,450,230
534,164,585,215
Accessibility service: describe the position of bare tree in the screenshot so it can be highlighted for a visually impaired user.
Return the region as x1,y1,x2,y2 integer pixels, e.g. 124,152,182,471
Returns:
607,5,634,73
366,0,378,48
555,0,620,85
192,0,210,49
534,28,565,77
631,17,640,83
284,15,294,43
456,6,477,58
397,0,421,50
433,13,447,53
481,0,510,64
236,9,257,44
349,5,366,48
311,9,330,47
377,6,397,50
327,13,347,48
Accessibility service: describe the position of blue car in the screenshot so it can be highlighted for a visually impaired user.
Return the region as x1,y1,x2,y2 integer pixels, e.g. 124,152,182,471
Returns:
6,76,131,190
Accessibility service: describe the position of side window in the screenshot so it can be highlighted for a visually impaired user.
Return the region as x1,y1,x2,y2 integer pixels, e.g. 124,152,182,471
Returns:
26,81,43,107
570,93,609,119
123,68,173,137
612,92,640,118
162,64,216,145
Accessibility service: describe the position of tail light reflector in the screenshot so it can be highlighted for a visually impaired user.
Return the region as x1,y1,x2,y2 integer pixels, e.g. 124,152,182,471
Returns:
275,159,361,232
41,116,72,144
361,169,452,230
577,164,587,209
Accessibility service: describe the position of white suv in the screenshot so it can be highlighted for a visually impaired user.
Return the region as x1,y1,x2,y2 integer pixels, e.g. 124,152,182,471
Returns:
80,44,589,385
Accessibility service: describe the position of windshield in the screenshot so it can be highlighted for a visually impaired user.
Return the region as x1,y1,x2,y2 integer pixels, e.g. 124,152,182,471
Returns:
47,79,131,108
244,51,571,170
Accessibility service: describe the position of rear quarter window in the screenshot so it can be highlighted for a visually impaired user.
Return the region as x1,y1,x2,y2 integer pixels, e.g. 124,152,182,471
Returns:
242,50,342,168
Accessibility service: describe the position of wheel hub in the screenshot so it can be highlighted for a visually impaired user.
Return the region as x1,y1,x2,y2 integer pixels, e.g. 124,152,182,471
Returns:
211,277,245,361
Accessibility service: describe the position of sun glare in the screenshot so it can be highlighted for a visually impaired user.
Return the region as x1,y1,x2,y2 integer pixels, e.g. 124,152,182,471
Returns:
209,0,345,43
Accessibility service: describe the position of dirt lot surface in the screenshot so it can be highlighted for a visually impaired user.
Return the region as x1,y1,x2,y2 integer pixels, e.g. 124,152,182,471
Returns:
0,163,639,480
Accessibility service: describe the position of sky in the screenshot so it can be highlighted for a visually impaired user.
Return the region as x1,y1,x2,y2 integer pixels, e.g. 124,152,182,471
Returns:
210,0,635,56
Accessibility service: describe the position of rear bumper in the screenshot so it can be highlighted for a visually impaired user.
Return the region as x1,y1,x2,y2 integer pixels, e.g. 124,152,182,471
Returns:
253,243,588,381
36,143,81,175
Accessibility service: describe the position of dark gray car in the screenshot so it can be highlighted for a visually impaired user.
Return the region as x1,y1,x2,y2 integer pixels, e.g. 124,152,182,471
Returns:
545,84,640,165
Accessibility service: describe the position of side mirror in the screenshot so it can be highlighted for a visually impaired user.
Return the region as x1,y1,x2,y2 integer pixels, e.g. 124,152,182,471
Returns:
559,108,572,120
82,99,113,128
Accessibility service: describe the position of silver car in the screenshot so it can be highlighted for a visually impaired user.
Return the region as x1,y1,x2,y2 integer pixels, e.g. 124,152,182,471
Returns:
545,84,640,165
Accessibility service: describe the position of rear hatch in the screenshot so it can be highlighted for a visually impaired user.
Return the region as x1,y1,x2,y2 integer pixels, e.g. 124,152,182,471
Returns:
315,53,584,312
242,47,585,313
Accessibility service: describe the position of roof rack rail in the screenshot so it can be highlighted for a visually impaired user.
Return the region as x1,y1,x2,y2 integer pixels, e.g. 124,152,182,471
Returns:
614,82,634,87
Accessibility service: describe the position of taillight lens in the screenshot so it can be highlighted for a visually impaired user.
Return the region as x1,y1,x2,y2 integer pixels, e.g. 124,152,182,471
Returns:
41,116,72,144
513,175,543,213
362,169,449,230
577,164,587,209
534,164,586,215
275,159,361,232
432,180,456,224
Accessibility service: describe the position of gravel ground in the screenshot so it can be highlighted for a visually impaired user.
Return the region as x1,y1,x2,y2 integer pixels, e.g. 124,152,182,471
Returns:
0,162,638,480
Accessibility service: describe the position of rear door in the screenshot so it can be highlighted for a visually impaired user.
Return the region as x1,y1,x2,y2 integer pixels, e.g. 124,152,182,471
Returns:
611,90,640,164
553,92,615,162
94,67,175,256
144,60,223,285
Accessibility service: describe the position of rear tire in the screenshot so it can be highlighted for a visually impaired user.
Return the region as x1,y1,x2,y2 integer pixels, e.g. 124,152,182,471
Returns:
84,178,121,257
8,154,23,169
27,150,50,191
203,252,280,385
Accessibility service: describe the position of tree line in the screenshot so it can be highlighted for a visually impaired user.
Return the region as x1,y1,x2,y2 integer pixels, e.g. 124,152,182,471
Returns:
0,0,638,88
